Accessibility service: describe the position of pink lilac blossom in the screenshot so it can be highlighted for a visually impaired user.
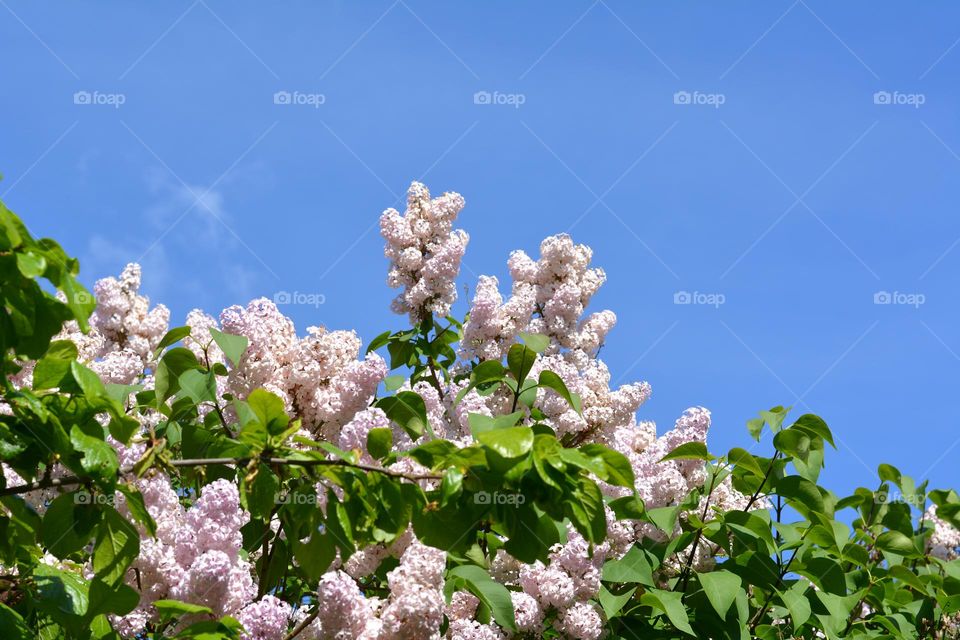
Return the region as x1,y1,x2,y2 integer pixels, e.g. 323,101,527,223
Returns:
924,505,960,560
218,298,387,437
236,595,293,640
380,182,469,323
111,475,259,637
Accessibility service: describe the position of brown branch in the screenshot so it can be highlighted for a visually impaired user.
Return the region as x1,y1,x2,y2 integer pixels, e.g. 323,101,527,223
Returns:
0,456,441,497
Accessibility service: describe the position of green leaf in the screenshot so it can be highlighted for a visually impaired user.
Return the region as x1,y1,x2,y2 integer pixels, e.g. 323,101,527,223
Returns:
791,414,835,448
209,327,248,367
773,429,811,462
579,443,635,487
537,370,580,412
70,425,120,479
42,492,98,558
34,564,89,617
70,360,108,402
699,571,741,618
178,369,217,404
477,427,534,459
93,507,140,587
365,330,391,354
0,603,31,639
116,484,157,537
599,584,636,620
376,391,430,440
519,331,549,353
727,447,765,477
602,545,655,585
153,599,214,622
32,339,78,390
367,428,393,460
448,565,516,632
876,530,918,557
659,441,711,462
154,326,192,357
641,589,695,636
780,580,812,628
155,347,200,403
247,388,290,437
293,531,336,583
15,250,46,277
383,374,405,391
468,411,524,437
473,359,505,383
506,343,536,386
776,476,824,515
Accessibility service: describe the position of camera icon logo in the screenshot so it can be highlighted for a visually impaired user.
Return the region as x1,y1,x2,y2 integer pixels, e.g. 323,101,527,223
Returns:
274,91,292,105
474,491,491,505
873,91,891,105
873,291,891,304
674,291,692,304
274,290,291,304
474,91,492,105
673,91,691,105
74,91,92,105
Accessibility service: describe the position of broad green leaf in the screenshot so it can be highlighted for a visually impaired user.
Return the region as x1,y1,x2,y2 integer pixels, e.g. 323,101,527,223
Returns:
178,369,217,404
538,370,580,412
477,427,534,459
42,492,98,558
377,391,430,440
448,565,516,632
660,441,711,462
699,571,741,618
602,545,655,585
367,427,393,460
519,331,549,353
34,563,89,617
153,599,214,622
32,340,78,390
468,411,524,437
776,476,824,515
579,443,635,487
506,343,536,386
209,327,248,367
780,580,812,628
247,388,290,436
773,429,811,462
791,414,835,448
876,530,918,557
70,426,120,479
641,589,694,636
293,532,336,583
93,507,139,586
154,326,192,357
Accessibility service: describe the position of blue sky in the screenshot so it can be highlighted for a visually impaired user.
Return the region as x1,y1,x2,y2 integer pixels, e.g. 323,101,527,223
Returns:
2,1,959,496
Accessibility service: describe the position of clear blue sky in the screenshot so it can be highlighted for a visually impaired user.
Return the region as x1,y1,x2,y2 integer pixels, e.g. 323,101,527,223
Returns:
3,1,959,496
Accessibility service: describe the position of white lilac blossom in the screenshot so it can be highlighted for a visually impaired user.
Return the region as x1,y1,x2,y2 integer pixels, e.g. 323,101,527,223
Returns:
380,181,469,323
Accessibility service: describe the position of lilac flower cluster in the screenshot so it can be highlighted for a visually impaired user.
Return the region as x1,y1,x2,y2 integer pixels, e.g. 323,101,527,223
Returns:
380,181,469,323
